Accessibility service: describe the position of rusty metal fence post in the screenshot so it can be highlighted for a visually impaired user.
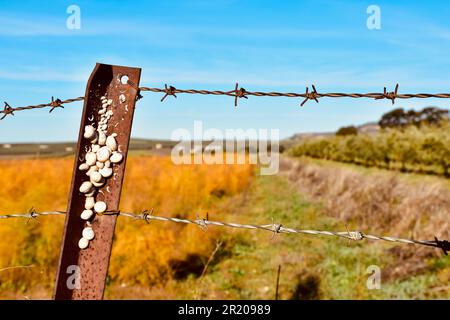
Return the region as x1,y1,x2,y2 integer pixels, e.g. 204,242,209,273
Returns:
53,63,141,300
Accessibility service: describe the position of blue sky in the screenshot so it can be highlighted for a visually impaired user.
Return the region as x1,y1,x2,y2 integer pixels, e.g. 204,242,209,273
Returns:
1,0,450,142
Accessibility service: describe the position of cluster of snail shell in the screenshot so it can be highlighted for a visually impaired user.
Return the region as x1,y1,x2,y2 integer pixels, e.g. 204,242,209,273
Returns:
77,95,124,249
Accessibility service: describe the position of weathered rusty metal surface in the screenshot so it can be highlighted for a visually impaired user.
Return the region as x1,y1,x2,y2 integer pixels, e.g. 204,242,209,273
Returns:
54,63,141,300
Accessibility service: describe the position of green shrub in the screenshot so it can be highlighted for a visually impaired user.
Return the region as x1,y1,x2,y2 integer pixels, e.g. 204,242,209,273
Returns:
290,122,450,176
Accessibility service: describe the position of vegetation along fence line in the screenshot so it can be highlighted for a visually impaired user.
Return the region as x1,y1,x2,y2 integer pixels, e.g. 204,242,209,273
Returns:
289,122,450,177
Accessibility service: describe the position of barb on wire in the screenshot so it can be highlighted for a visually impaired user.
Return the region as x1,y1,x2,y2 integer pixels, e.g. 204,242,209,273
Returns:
271,217,283,240
1,102,14,120
234,83,248,108
140,208,154,224
375,84,399,104
161,84,177,102
434,236,449,255
195,212,209,231
0,210,448,254
345,224,364,246
49,97,64,113
300,85,319,107
26,207,38,224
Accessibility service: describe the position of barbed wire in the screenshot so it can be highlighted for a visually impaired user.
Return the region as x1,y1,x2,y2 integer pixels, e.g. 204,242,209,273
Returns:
139,83,450,107
1,97,84,119
3,83,450,119
0,209,448,254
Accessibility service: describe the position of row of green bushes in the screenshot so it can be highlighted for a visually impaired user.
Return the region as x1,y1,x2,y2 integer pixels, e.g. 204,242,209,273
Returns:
289,123,450,176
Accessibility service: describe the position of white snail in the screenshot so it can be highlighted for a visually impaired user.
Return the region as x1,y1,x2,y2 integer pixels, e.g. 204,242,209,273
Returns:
85,197,95,210
106,134,118,151
83,125,95,139
82,227,95,240
110,151,123,163
81,209,94,220
94,201,107,214
96,146,111,162
78,237,89,249
79,181,93,194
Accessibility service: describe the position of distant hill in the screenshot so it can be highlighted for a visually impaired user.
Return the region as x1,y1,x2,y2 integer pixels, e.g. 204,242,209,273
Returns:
282,121,380,151
286,121,380,141
357,122,380,134
0,138,179,158
0,138,275,158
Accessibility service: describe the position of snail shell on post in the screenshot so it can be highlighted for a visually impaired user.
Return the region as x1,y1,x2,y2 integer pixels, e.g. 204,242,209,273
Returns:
96,161,104,169
81,209,94,220
86,165,98,177
94,201,107,214
98,130,107,146
78,237,89,249
92,177,105,188
92,144,100,153
96,146,111,162
106,135,117,151
85,152,97,166
79,181,93,193
90,133,98,144
110,151,123,163
90,171,103,183
85,197,95,210
84,125,95,139
79,163,89,171
82,227,95,240
99,167,113,178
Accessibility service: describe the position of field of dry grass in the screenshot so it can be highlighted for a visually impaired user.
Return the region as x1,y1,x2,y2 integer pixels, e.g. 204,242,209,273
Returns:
0,155,253,298
280,156,450,281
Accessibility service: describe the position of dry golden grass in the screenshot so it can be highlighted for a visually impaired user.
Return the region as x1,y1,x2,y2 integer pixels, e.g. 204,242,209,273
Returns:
281,156,450,274
0,155,254,296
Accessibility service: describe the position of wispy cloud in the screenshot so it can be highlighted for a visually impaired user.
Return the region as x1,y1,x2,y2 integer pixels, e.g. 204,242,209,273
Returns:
0,14,346,40
138,64,450,90
2,62,448,90
0,68,88,82
0,16,86,36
